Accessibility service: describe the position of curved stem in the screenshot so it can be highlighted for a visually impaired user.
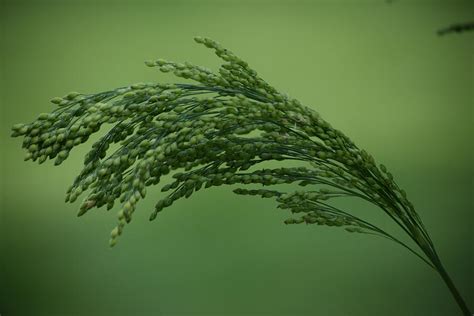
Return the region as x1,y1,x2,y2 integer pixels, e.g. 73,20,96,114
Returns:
431,256,471,316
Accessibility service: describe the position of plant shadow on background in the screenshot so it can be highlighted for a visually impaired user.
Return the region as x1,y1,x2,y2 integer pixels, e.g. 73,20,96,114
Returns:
1,0,473,315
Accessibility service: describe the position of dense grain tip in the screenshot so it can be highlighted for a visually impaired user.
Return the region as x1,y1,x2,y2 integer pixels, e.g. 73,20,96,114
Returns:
144,60,156,67
50,97,63,104
109,238,117,248
193,36,204,43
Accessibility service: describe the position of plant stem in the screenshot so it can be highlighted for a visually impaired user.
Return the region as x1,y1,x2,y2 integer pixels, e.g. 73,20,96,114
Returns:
407,220,470,315
432,257,471,316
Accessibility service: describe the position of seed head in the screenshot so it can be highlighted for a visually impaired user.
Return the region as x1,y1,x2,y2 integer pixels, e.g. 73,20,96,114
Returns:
10,36,426,254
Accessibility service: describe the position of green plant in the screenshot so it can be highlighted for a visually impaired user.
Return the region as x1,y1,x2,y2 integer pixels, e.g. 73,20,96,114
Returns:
11,37,471,315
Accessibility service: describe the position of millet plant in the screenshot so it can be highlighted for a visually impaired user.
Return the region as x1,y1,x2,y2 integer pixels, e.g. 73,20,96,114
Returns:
11,37,471,315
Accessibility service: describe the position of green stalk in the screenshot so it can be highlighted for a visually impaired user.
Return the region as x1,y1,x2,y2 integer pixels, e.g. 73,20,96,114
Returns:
428,251,471,316
412,228,471,316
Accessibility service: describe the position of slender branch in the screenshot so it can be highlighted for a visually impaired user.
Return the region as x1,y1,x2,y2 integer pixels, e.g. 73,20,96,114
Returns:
432,256,472,316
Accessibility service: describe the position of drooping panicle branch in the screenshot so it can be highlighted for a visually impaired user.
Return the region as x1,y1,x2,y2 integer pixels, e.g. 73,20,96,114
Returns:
11,36,471,315
9,37,433,250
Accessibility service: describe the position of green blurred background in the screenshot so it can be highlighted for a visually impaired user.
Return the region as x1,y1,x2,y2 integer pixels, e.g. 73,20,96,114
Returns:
1,0,472,315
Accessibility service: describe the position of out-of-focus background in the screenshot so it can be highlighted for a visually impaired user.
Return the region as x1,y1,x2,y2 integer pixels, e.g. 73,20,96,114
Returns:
1,0,472,315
